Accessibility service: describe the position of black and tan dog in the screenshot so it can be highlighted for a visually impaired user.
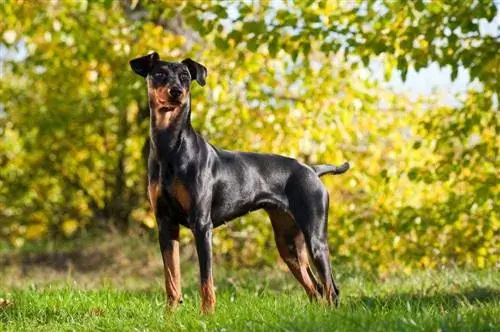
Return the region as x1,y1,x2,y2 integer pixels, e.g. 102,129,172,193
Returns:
130,52,349,313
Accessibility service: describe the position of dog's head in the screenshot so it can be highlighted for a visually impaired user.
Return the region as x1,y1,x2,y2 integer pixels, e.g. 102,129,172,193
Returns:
130,52,207,113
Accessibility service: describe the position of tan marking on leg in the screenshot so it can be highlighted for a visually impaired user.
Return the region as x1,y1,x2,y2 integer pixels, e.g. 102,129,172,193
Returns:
296,232,322,300
148,181,160,213
267,209,320,300
311,250,337,305
200,276,216,314
162,240,182,309
321,277,335,305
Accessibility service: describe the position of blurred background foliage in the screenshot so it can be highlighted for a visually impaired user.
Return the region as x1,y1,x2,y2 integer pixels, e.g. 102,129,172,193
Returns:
0,0,498,274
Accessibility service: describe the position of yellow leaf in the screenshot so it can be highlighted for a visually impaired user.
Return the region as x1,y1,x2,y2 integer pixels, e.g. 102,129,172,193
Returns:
88,307,105,316
11,236,25,248
131,208,155,229
0,298,14,308
477,256,485,268
143,214,156,229
420,256,431,268
62,219,79,237
25,224,47,240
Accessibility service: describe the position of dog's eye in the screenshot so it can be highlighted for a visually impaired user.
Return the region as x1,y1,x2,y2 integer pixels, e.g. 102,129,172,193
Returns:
179,72,190,81
153,72,165,80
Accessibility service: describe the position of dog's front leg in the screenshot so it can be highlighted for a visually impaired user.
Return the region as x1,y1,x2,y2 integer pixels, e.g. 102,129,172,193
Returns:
192,217,215,314
149,161,183,310
158,217,183,310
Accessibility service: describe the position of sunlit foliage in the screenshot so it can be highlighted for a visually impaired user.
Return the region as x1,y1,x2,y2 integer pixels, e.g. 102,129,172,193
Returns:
0,0,497,273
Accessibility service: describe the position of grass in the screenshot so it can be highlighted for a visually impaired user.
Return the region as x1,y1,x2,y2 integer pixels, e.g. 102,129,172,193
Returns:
1,234,499,331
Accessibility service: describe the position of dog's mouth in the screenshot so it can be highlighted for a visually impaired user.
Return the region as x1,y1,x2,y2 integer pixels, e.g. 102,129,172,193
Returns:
157,101,183,113
158,105,179,113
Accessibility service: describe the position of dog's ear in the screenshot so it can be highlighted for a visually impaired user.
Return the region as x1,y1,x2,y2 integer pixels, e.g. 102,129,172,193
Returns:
181,58,207,86
130,52,159,78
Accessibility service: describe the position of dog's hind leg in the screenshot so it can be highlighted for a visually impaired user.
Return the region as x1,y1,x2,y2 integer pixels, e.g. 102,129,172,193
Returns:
304,232,339,306
286,178,340,306
266,208,322,301
299,202,339,305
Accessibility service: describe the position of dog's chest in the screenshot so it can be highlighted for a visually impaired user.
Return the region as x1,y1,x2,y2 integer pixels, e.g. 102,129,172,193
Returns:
163,176,191,213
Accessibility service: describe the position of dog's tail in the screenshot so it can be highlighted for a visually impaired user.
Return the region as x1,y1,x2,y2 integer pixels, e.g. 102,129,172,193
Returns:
311,162,350,177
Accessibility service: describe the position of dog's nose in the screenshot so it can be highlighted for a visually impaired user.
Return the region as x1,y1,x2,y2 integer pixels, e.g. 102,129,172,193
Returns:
169,87,182,99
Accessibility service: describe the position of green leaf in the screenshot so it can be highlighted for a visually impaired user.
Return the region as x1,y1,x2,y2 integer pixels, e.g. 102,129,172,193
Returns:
320,43,330,53
212,5,228,19
451,65,458,81
239,5,252,15
214,37,229,51
408,168,419,181
268,36,279,57
228,30,243,44
185,15,203,32
247,38,259,52
415,0,424,12
302,42,311,57
397,55,407,72
401,66,409,81
243,21,266,34
361,55,370,67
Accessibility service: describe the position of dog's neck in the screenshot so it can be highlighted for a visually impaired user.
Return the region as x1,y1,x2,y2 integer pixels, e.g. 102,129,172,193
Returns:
149,97,198,163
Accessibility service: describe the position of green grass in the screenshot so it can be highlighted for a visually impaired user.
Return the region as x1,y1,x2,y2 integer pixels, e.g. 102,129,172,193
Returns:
1,234,498,330
1,269,499,331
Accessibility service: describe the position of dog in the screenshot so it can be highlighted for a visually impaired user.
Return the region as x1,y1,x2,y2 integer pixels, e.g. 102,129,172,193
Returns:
130,52,350,313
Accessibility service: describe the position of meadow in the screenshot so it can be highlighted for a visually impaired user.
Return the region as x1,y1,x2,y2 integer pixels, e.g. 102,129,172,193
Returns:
1,2,498,330
1,234,498,331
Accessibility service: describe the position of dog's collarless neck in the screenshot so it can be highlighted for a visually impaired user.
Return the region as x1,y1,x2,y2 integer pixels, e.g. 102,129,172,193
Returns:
150,103,197,161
